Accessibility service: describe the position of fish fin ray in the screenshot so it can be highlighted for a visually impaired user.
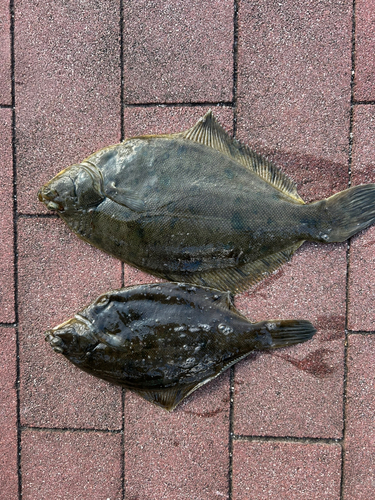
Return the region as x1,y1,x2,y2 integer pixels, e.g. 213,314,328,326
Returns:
133,383,201,411
182,110,304,204
169,241,304,293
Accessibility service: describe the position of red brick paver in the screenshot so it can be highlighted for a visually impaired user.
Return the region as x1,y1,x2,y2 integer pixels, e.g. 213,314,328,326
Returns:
348,105,375,330
0,109,15,323
344,335,375,499
232,440,341,500
0,1,11,104
125,375,230,500
0,327,18,499
354,0,375,101
123,0,233,104
21,430,122,500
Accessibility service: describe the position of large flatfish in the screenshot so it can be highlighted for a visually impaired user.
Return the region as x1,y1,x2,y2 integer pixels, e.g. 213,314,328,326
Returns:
38,111,375,293
45,283,316,410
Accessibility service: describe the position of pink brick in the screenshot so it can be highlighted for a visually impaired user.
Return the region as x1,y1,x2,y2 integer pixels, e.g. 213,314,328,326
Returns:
348,226,375,331
351,105,375,186
344,335,375,499
124,373,230,499
123,0,233,103
0,109,15,323
232,440,341,500
14,0,121,214
18,218,123,429
348,106,375,331
354,0,375,100
234,243,347,438
21,429,122,500
237,0,352,202
124,104,234,137
0,327,18,499
0,1,11,104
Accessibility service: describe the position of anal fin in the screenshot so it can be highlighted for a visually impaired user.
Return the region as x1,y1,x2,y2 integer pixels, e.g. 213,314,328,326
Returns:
134,383,201,411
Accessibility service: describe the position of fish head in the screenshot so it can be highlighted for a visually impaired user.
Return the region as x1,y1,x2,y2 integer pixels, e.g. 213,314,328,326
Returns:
45,316,97,363
38,162,105,214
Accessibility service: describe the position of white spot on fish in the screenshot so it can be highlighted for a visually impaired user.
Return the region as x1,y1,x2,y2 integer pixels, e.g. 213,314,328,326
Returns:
218,323,233,335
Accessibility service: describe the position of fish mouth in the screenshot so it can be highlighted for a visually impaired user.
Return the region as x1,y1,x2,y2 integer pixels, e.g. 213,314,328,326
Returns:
38,186,64,212
45,330,69,354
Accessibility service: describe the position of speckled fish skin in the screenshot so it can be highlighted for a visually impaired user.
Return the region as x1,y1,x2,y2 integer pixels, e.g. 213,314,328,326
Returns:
45,283,316,411
38,111,375,293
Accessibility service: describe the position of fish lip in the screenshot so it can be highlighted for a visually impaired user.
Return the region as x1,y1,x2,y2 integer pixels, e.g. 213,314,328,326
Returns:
37,187,64,212
45,331,65,354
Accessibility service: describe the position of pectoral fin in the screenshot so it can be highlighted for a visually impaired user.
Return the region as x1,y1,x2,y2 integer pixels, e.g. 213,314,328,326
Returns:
105,182,146,212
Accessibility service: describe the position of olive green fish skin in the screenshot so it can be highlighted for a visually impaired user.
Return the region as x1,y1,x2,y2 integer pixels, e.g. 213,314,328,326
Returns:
38,112,375,292
45,283,316,410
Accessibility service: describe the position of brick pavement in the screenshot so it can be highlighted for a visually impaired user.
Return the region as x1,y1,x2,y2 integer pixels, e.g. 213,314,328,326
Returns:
1,1,374,498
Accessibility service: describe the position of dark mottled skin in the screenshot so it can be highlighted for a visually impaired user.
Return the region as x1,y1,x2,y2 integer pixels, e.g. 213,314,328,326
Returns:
45,283,315,410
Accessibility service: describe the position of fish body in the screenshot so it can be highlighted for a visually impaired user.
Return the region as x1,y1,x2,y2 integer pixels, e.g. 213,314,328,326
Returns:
38,111,375,292
45,283,315,410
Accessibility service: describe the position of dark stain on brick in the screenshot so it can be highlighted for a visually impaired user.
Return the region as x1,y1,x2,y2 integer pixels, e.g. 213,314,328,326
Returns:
272,348,336,378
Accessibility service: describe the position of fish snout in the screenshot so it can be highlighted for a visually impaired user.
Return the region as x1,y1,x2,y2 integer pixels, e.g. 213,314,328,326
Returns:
45,329,75,354
38,185,63,211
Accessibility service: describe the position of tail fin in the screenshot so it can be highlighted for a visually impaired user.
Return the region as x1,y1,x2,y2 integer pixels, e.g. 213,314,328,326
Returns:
264,320,316,349
318,184,375,242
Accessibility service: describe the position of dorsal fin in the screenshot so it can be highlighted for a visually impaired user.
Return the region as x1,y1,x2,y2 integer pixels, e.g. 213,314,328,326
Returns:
181,110,304,204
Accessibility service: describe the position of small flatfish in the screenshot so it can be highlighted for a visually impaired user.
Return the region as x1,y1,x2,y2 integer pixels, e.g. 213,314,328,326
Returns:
45,283,315,411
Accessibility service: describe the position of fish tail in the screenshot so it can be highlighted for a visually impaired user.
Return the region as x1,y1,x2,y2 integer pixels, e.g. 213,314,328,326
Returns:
262,320,316,349
313,184,375,242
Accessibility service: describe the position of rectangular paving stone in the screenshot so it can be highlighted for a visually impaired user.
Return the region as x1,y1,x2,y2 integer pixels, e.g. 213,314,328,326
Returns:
344,334,375,499
234,243,347,438
237,0,352,203
0,108,15,323
21,429,122,500
18,218,123,429
0,327,18,500
354,0,375,100
123,0,233,103
348,105,375,330
14,0,121,214
232,440,341,500
0,1,11,104
124,372,230,500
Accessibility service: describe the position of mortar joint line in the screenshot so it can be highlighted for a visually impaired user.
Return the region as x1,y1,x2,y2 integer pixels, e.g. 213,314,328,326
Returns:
228,3,239,498
123,101,234,109
119,3,126,499
341,1,357,498
20,425,123,434
9,0,22,498
233,434,343,445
